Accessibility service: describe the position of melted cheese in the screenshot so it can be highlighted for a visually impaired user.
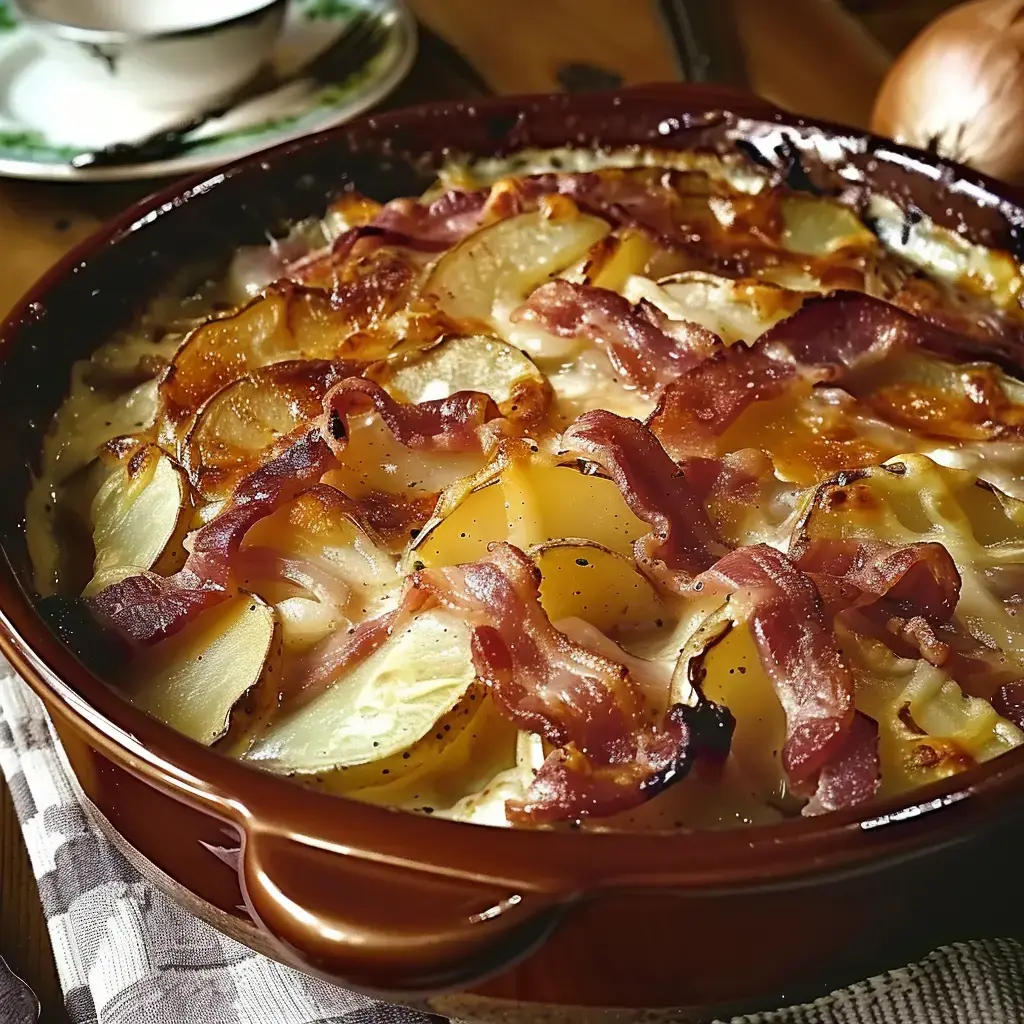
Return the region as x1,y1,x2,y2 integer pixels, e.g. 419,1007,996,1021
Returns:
31,153,1024,831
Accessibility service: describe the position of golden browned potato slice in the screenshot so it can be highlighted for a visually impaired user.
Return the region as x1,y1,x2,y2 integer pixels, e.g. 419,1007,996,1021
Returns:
126,593,279,747
159,284,352,437
413,458,648,568
424,209,609,337
531,539,665,635
242,608,477,776
842,349,1024,441
779,195,878,256
582,229,658,293
841,632,1023,798
85,444,192,597
240,486,400,627
676,605,789,810
185,359,349,499
383,334,551,424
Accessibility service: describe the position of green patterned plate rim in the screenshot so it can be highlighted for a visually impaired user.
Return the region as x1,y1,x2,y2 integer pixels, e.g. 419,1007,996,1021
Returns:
0,0,416,181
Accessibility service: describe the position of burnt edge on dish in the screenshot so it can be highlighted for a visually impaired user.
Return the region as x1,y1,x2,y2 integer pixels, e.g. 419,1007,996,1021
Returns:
5,86,1024,1004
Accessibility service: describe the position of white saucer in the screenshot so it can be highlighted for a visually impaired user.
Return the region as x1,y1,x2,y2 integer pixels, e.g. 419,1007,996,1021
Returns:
0,0,416,181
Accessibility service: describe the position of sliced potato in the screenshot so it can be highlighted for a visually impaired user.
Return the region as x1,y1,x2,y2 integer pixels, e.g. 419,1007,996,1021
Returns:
243,608,477,774
159,284,352,436
780,195,878,256
841,633,1023,798
185,359,349,499
240,486,400,623
349,692,519,813
583,229,658,293
85,444,191,597
413,479,506,568
424,209,609,342
313,682,507,795
437,730,545,827
321,683,487,792
320,401,486,501
624,272,805,346
842,350,1024,442
678,604,790,809
413,459,648,568
532,540,665,635
383,334,550,424
126,593,279,747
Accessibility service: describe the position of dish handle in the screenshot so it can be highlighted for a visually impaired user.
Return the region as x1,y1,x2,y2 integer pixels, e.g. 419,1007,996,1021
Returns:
239,822,564,995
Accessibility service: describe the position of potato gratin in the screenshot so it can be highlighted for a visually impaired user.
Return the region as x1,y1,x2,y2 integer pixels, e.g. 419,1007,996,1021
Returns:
29,155,1024,829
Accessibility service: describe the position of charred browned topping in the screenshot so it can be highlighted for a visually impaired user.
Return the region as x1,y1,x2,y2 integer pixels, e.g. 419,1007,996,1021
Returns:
908,739,973,773
126,445,152,480
897,702,926,736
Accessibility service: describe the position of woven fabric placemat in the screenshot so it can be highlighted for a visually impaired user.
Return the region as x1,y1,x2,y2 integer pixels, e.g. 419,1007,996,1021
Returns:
3,661,1023,1024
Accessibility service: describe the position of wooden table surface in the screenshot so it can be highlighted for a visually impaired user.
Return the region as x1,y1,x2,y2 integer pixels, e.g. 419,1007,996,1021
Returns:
0,2,957,1022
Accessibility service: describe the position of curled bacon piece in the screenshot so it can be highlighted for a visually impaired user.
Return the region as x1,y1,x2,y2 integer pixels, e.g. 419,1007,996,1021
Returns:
757,291,917,379
792,538,962,625
371,189,490,247
513,280,718,393
90,430,335,645
649,347,796,458
863,613,1023,700
788,536,1018,695
320,377,502,457
562,410,727,590
649,291,956,460
802,712,880,817
408,542,733,822
694,544,855,783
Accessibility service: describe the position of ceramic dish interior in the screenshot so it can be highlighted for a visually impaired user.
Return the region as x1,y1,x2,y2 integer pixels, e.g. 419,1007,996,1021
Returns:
5,86,1024,1016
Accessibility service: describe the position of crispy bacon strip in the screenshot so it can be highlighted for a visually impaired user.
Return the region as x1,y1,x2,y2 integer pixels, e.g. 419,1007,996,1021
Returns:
757,291,915,378
562,410,727,590
288,227,448,284
352,489,439,547
649,291,959,460
681,450,775,509
802,712,880,816
320,377,502,456
371,189,490,246
890,275,1024,373
694,544,855,783
90,430,335,644
791,537,1023,699
868,615,1024,699
87,571,222,648
516,169,730,243
408,542,733,822
649,347,797,458
513,280,719,393
792,538,961,624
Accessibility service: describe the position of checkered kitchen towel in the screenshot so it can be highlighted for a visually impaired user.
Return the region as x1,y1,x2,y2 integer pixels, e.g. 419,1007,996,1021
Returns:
4,660,1024,1024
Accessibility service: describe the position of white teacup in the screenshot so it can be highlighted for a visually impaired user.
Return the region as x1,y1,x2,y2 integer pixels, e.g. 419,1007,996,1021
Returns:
14,0,288,111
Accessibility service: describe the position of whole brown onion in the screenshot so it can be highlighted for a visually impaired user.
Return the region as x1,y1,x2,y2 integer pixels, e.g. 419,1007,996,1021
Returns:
871,0,1024,183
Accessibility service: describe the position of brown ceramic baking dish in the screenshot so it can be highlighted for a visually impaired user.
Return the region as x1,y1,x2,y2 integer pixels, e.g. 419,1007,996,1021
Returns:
4,84,1024,1023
